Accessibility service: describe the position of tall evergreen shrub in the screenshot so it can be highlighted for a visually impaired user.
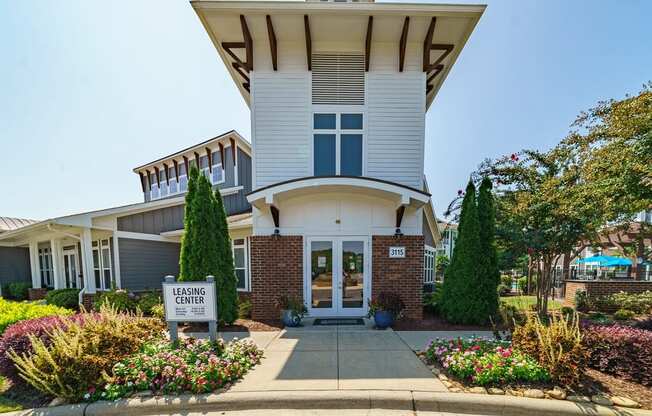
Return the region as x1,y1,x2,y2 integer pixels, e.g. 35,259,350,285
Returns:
178,166,238,323
441,180,484,324
477,177,500,320
213,188,238,324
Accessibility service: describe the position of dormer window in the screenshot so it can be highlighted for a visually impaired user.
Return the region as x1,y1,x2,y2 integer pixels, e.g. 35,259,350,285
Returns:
313,113,363,177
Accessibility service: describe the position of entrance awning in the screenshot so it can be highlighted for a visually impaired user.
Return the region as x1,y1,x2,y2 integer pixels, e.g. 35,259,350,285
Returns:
246,176,431,211
575,255,633,267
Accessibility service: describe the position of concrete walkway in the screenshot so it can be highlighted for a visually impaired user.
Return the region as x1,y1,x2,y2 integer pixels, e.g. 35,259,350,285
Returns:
223,327,447,393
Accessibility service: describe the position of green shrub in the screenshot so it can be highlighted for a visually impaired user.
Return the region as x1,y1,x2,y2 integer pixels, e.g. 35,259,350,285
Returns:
423,283,443,315
512,314,587,386
560,306,575,318
136,291,161,316
0,299,73,334
500,275,513,288
46,289,80,310
9,305,165,401
497,301,526,329
588,312,612,325
517,276,528,293
613,309,636,321
496,284,510,296
150,304,164,320
238,298,252,319
611,291,652,314
4,283,31,301
93,289,135,312
574,289,590,312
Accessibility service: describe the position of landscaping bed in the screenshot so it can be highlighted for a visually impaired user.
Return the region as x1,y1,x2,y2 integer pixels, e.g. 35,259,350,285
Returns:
415,312,650,410
0,304,264,410
180,319,283,333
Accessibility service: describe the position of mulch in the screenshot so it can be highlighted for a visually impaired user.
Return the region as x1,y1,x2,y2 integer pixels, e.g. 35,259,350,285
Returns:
583,368,652,410
391,311,493,331
180,319,283,333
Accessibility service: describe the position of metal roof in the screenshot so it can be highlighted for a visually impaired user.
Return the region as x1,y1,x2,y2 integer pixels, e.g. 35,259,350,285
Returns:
0,217,38,232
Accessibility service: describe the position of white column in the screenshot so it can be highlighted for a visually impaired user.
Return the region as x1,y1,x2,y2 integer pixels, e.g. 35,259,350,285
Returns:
112,235,122,289
50,239,62,289
29,241,41,288
80,228,96,293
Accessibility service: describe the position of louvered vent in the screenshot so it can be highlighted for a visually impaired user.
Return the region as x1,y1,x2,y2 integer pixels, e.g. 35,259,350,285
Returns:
312,53,365,105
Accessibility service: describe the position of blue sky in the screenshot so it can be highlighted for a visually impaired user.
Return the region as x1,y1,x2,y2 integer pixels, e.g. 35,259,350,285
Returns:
1,0,650,220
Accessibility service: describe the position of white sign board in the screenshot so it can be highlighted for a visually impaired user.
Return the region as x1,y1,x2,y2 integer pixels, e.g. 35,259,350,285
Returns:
389,246,406,258
163,281,217,322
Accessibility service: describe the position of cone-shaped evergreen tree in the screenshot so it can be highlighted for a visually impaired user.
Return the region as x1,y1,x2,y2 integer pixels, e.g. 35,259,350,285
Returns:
440,180,484,324
213,187,238,324
477,176,500,321
179,168,220,281
179,166,199,280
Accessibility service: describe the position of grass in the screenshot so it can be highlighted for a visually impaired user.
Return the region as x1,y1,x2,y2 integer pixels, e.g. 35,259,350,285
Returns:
500,295,562,311
0,377,22,413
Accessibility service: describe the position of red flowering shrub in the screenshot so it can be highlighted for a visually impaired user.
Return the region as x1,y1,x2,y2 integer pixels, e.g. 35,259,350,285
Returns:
583,325,652,386
0,314,87,383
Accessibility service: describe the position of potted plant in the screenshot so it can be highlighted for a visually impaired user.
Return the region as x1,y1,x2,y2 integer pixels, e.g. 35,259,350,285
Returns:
367,292,405,329
275,295,307,327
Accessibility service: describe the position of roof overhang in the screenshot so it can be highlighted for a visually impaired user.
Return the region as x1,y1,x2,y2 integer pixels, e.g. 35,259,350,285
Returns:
132,130,251,174
246,176,430,210
191,0,485,110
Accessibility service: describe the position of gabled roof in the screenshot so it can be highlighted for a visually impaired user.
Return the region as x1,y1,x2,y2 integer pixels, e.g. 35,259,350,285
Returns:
0,217,38,233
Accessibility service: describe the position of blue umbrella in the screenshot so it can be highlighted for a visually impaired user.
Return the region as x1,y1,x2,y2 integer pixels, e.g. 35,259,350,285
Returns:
575,255,632,267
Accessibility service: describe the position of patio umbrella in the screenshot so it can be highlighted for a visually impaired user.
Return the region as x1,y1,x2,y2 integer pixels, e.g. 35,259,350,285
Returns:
575,255,632,267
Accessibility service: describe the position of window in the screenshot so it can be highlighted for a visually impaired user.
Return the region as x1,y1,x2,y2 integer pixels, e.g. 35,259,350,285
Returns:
179,164,188,192
168,166,178,194
159,170,168,197
38,247,53,288
211,151,224,184
424,245,436,284
313,113,363,177
232,238,250,291
92,239,113,290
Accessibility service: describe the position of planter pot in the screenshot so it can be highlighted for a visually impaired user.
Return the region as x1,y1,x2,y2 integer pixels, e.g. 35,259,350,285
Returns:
373,310,394,329
281,309,302,327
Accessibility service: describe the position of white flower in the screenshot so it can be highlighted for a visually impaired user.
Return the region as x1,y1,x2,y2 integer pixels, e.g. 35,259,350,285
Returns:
84,393,90,400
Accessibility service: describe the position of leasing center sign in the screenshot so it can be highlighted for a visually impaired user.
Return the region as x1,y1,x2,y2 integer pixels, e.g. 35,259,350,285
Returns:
163,281,217,322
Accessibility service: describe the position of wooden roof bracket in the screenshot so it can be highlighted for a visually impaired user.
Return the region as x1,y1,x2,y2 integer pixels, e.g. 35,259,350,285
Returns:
423,17,454,94
266,15,278,71
304,15,312,71
365,16,373,72
221,15,253,93
399,17,409,72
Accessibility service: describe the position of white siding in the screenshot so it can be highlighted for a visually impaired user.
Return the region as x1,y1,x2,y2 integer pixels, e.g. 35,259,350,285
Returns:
251,40,425,190
252,41,311,189
366,43,425,190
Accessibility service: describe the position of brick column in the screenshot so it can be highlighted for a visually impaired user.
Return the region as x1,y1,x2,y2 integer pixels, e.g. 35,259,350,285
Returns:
250,235,303,320
28,288,48,301
371,235,424,320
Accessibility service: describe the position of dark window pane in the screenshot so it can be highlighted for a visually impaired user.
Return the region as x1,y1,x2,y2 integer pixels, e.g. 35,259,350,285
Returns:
314,134,336,176
200,155,208,169
341,114,363,129
313,114,336,129
341,134,363,176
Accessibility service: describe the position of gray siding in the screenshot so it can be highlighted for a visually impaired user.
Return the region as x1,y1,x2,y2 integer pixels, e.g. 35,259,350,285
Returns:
423,212,435,247
0,247,31,286
118,238,180,291
238,149,252,193
118,205,185,234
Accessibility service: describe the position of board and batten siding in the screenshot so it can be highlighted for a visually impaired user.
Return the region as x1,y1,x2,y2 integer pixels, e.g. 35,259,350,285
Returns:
118,238,180,291
250,39,425,190
0,247,31,286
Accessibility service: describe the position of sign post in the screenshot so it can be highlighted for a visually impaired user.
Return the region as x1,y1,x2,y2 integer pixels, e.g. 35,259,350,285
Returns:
162,275,218,342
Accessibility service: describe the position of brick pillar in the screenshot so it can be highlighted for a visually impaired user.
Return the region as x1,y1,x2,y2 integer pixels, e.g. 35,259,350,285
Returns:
28,288,48,301
82,293,96,311
371,235,424,320
250,235,303,320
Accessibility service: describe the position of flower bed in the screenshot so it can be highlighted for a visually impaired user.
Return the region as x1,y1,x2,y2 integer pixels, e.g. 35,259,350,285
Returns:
94,337,263,401
583,324,652,386
0,299,73,334
425,338,549,386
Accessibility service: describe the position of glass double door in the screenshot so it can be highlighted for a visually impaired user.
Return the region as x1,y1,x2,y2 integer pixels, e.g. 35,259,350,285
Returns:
308,237,368,317
63,248,80,289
